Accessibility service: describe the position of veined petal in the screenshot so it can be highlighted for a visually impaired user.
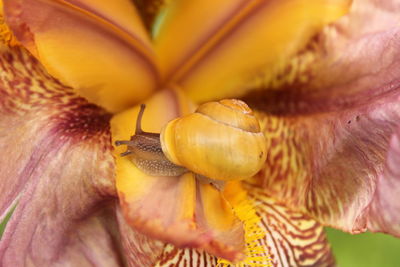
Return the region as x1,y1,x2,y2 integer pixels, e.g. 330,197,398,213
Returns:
3,0,159,112
111,89,245,261
0,44,119,265
246,184,335,267
245,0,400,235
153,0,350,102
153,184,335,267
116,207,165,267
368,127,400,236
55,206,124,266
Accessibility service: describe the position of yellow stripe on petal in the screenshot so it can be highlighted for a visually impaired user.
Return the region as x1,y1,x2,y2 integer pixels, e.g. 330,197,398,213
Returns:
4,0,159,112
154,0,350,102
218,182,271,267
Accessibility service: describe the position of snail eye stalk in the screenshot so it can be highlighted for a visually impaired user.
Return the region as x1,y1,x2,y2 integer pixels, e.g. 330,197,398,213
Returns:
115,104,147,157
135,104,146,134
119,151,133,157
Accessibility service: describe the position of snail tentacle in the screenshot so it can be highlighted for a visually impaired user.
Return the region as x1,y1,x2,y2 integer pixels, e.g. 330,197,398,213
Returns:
120,151,133,157
135,104,146,134
115,140,132,146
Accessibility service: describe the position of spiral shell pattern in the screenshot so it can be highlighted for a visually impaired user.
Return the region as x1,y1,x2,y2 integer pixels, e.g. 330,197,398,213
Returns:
160,99,267,181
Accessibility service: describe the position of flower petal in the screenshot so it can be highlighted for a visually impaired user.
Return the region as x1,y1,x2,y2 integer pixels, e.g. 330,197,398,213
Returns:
368,127,400,236
3,0,159,112
116,207,165,267
0,44,118,265
195,182,245,262
153,183,335,267
154,245,219,266
111,89,245,261
55,206,124,266
246,183,335,267
133,0,168,30
153,0,350,102
245,0,400,235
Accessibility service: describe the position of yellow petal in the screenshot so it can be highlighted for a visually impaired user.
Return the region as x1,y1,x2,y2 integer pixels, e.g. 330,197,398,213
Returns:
196,182,245,262
153,0,351,102
4,0,159,112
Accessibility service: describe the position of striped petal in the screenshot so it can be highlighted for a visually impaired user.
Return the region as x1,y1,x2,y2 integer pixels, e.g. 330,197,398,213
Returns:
153,0,350,102
111,89,245,262
152,184,334,267
3,0,159,112
245,0,400,236
0,44,119,265
247,184,335,267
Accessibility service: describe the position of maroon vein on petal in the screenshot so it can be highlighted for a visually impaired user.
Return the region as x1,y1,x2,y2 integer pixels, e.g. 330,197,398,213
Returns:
246,184,335,267
0,43,120,265
244,0,400,235
151,183,334,267
155,245,219,267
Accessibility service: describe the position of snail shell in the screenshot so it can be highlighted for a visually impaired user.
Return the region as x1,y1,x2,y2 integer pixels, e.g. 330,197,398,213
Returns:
160,99,267,181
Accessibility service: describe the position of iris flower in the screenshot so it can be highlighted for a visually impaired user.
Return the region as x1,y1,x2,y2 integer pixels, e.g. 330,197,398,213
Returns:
0,0,399,266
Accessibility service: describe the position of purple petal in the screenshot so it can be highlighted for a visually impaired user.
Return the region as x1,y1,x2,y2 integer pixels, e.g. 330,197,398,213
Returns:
245,0,400,235
0,43,119,264
368,127,400,236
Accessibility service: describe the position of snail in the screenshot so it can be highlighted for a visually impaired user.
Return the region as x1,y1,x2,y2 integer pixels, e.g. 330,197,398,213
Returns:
115,99,267,186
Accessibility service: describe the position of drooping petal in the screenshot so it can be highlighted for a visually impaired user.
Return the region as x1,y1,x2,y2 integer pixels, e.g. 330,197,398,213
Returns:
0,44,119,265
246,183,335,267
111,89,245,261
152,183,334,267
116,207,165,267
245,0,400,235
3,0,159,112
153,0,350,102
55,205,124,266
195,182,245,262
368,127,400,236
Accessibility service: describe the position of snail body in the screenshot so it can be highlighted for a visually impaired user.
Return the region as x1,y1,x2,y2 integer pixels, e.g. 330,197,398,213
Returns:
115,105,187,177
116,99,267,182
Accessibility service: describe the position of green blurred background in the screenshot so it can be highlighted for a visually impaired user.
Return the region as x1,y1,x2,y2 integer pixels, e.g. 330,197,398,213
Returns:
1,217,400,266
326,228,400,267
